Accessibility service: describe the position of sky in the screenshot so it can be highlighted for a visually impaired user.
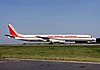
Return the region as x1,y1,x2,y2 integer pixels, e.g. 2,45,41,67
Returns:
0,0,100,44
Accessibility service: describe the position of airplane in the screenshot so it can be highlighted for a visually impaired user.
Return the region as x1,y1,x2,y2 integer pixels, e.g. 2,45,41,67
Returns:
5,24,96,44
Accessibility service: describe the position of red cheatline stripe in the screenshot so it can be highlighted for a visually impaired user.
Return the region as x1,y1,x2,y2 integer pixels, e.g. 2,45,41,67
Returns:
15,35,91,38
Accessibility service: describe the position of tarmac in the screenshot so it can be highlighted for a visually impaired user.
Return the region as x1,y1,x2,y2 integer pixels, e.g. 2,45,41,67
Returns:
0,59,100,70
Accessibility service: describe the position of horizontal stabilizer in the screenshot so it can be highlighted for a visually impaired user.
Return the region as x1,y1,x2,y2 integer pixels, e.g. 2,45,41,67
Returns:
5,34,15,38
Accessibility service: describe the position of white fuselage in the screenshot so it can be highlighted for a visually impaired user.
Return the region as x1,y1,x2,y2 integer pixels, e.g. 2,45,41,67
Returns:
14,34,96,43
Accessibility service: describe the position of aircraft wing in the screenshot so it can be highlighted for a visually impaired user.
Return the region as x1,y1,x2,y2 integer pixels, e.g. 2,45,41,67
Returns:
36,36,50,39
36,36,66,43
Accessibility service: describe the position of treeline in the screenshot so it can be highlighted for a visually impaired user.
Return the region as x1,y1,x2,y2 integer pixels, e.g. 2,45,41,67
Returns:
96,38,100,43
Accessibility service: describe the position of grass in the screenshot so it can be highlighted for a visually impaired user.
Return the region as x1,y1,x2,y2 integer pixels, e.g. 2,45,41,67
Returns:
0,45,100,62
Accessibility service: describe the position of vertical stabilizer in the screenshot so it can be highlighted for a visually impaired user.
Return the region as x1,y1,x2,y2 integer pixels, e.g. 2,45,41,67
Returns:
8,24,18,36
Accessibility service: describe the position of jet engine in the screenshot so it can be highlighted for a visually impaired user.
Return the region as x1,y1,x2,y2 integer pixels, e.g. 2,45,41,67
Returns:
49,39,65,43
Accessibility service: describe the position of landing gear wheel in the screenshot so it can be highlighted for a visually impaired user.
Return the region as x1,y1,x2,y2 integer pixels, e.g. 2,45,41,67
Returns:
49,42,53,45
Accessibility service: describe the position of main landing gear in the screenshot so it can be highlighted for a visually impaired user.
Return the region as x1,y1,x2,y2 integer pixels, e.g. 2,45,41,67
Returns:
49,42,53,45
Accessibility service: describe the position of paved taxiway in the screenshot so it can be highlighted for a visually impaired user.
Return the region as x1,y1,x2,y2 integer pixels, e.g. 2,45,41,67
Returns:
0,60,100,70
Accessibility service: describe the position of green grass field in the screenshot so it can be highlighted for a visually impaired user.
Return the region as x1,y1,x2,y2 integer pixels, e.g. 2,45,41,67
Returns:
0,45,100,62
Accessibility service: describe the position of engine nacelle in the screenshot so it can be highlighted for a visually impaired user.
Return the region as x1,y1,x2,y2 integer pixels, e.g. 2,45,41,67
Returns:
49,39,65,43
87,41,96,44
59,40,66,43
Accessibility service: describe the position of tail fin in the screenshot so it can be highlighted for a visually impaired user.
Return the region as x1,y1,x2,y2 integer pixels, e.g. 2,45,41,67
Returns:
8,24,19,36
